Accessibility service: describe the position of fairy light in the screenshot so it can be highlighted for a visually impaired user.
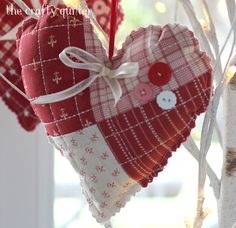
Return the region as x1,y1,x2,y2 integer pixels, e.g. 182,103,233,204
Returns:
199,19,210,32
63,0,80,8
184,217,192,228
202,5,210,25
226,66,236,81
155,1,167,14
203,208,212,220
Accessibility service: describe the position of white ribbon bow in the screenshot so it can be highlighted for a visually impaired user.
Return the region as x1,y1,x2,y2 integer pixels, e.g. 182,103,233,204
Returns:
31,47,139,106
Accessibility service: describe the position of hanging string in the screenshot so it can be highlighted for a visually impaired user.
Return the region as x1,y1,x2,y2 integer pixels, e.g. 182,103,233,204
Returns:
0,73,29,100
109,0,118,59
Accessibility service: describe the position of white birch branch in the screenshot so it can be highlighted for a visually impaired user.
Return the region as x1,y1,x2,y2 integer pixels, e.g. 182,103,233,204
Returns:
200,0,220,56
174,0,179,21
202,29,236,156
183,137,221,198
180,1,236,227
192,34,235,228
226,0,236,37
215,121,223,149
178,0,223,83
218,74,236,228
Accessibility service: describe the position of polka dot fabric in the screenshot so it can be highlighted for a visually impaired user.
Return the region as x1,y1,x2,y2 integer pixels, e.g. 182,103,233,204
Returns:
16,7,212,223
87,0,124,35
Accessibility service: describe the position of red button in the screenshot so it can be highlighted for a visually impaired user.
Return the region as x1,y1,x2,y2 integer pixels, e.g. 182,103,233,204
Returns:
148,62,172,86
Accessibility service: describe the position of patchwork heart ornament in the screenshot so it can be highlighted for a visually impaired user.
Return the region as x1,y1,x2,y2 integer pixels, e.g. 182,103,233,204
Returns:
16,7,212,223
0,0,40,131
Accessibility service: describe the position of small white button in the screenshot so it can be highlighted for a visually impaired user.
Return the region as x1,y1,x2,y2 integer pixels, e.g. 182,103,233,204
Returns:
156,91,177,110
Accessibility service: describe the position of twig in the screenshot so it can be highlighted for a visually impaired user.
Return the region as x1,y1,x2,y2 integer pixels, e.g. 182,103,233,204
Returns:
203,32,236,156
200,0,220,57
225,0,236,37
215,121,223,149
193,28,235,228
180,1,236,226
104,221,113,228
174,0,179,21
183,137,221,199
178,0,222,83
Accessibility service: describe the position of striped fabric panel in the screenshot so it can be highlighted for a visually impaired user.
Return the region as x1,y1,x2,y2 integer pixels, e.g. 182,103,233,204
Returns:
98,72,211,187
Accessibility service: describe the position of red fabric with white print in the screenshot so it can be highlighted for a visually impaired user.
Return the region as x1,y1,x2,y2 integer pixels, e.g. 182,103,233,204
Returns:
0,0,40,131
16,7,212,223
86,0,123,35
0,0,123,131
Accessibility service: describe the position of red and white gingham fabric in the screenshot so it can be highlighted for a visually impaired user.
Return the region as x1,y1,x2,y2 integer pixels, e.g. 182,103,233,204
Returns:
0,0,40,131
16,7,212,223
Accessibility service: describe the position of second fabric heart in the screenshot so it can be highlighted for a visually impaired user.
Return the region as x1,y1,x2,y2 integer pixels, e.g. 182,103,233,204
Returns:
16,7,212,223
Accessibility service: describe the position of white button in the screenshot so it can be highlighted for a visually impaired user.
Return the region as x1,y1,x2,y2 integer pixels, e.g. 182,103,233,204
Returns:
156,91,177,110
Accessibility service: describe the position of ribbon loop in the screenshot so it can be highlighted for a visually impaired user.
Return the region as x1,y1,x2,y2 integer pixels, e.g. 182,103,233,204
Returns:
31,47,139,106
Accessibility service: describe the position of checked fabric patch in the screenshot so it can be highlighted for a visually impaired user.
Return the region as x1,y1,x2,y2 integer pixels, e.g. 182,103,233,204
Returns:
16,7,212,223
